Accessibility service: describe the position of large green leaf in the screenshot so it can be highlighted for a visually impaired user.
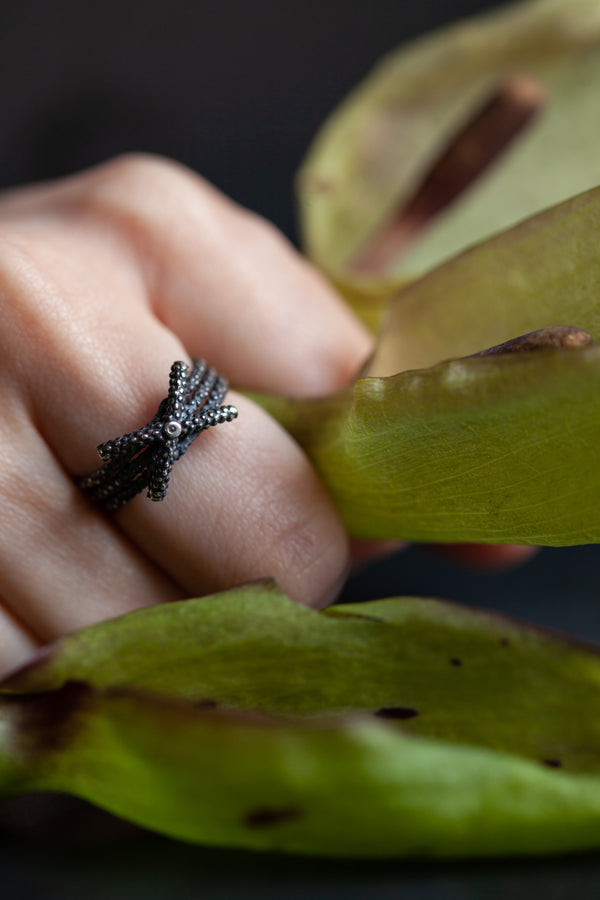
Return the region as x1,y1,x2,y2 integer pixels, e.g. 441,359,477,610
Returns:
258,341,600,545
4,581,600,768
3,584,600,856
298,0,600,282
250,185,600,547
5,684,600,858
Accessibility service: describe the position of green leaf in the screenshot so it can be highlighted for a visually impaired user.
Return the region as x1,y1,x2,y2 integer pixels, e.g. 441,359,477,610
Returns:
3,584,600,856
253,186,600,548
6,681,600,858
297,0,600,282
257,341,600,545
4,582,600,770
5,684,600,858
370,185,600,376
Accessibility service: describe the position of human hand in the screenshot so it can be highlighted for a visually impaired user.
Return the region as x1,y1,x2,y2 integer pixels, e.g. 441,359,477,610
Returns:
0,155,533,676
0,154,373,673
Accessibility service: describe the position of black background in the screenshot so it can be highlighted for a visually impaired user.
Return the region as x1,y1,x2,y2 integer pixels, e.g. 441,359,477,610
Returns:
0,0,502,239
2,1,600,897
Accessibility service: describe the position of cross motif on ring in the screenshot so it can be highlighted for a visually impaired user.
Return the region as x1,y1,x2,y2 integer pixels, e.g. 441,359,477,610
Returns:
79,359,238,510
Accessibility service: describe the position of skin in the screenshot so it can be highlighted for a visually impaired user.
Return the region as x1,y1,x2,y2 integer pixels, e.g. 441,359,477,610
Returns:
0,154,533,675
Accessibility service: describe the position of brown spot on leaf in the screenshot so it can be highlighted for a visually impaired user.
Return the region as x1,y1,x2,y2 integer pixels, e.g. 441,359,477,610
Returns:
9,680,93,758
468,327,593,358
244,807,303,828
352,74,546,272
542,758,562,768
500,638,511,648
193,698,218,709
450,658,463,667
375,706,419,720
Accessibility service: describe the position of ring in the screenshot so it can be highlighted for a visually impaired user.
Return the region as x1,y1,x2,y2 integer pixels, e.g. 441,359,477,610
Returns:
79,359,238,510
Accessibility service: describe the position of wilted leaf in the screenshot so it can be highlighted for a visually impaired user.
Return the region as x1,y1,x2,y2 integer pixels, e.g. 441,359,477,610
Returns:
298,0,600,283
3,584,600,856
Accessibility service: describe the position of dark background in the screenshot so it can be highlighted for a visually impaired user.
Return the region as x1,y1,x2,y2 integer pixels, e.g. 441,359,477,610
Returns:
2,0,600,897
1,0,502,239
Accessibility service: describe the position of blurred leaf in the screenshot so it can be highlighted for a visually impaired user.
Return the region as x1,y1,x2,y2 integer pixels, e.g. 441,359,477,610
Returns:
298,0,600,283
3,586,600,855
329,274,401,334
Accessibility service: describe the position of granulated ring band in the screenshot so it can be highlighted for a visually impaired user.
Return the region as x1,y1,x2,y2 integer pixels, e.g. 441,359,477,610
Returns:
79,359,238,510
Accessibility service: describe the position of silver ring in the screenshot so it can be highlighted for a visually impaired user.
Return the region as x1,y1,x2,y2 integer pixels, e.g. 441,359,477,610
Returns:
79,359,238,510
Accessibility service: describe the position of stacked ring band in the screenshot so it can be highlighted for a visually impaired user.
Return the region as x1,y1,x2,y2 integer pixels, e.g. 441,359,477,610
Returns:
79,359,238,510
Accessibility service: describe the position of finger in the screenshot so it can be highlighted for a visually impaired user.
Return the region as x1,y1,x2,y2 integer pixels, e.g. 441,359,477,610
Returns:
79,385,349,610
0,600,41,677
0,385,181,643
113,391,350,607
349,539,406,568
18,155,374,395
428,543,538,571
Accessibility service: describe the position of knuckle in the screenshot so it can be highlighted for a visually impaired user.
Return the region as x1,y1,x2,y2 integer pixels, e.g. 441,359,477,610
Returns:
237,205,292,253
85,152,203,212
75,153,215,256
0,234,51,353
93,151,181,187
0,404,51,527
251,462,349,608
0,234,90,399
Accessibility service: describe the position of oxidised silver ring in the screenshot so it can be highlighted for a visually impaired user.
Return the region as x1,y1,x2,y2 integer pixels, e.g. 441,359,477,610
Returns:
79,359,238,510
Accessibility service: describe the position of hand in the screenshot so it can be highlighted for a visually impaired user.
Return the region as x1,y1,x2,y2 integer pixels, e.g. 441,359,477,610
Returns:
0,154,534,677
0,154,372,673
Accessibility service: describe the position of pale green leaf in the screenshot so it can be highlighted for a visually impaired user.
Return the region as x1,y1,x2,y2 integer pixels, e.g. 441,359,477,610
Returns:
297,0,600,282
